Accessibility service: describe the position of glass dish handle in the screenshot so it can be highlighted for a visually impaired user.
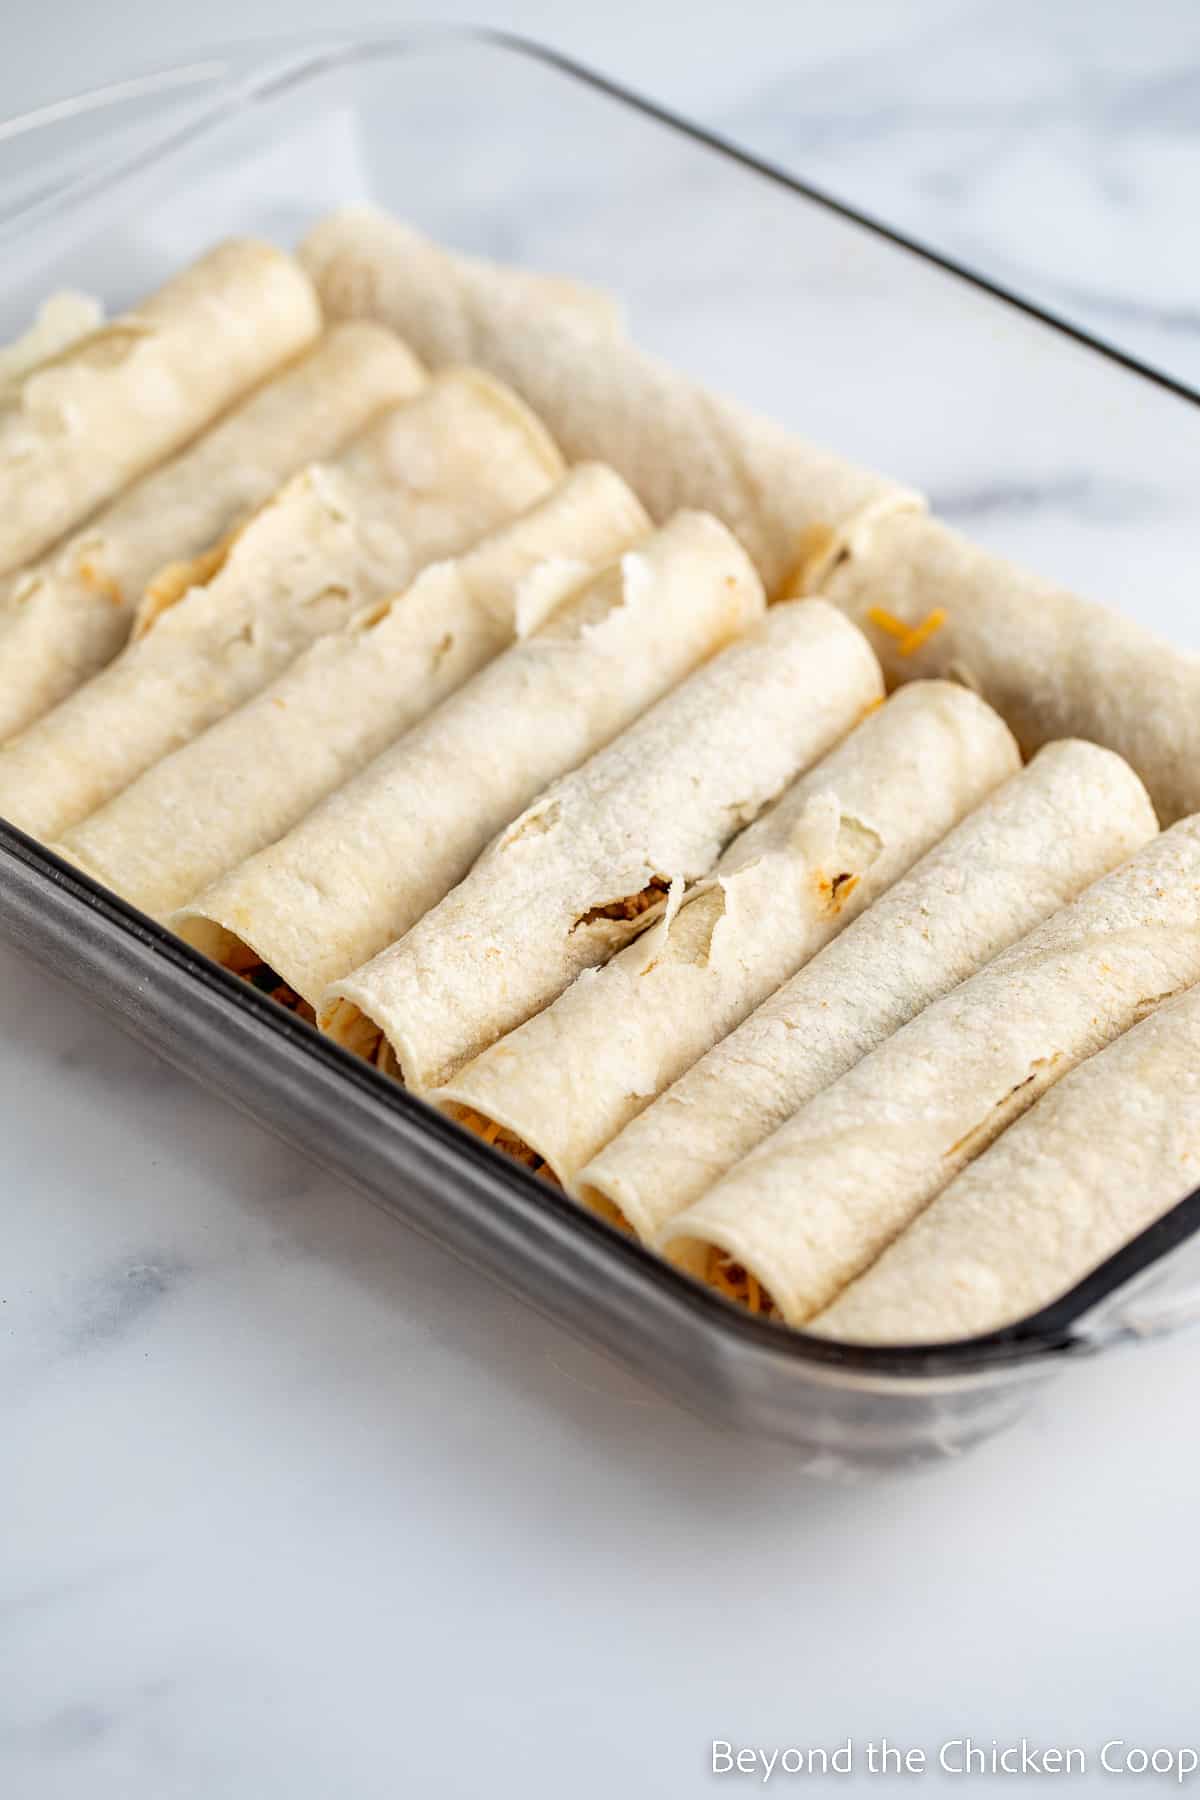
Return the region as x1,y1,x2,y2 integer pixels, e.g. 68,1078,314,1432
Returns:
0,54,260,235
0,30,461,237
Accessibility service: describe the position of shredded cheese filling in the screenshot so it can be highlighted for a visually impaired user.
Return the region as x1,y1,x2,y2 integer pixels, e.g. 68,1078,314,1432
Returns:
864,604,947,658
372,1034,405,1081
454,1106,562,1187
706,1249,778,1319
136,517,250,635
584,1190,635,1234
821,869,860,913
575,876,670,929
230,952,317,1025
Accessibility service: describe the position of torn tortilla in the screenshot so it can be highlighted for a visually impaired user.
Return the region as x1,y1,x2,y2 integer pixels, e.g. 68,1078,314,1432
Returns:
0,367,563,841
0,322,424,744
173,510,764,1011
585,739,1158,1239
440,681,1019,1191
56,465,648,917
324,599,884,1091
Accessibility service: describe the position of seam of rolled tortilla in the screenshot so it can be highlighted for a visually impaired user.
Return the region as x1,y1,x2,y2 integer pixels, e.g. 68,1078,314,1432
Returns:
584,738,1160,1241
810,979,1200,1344
173,509,765,1009
324,600,884,1094
0,322,425,743
0,239,322,577
0,367,564,842
658,808,1200,1327
300,208,923,596
816,506,1200,827
437,681,1019,1191
53,465,650,919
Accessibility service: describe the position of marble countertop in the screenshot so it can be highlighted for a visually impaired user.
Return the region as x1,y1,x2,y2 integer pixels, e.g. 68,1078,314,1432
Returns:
4,3,1200,1796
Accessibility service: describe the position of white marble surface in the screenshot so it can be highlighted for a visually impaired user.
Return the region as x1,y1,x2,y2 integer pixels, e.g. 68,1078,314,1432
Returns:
4,4,1200,1796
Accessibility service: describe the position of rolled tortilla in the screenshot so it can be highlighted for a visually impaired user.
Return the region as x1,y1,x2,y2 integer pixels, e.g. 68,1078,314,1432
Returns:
0,368,563,842
816,507,1200,827
173,510,765,1010
301,208,920,595
812,981,1200,1343
0,322,425,745
56,465,649,918
0,239,321,575
586,739,1158,1238
325,600,884,1091
660,815,1200,1326
440,682,1019,1190
0,292,105,384
302,209,625,346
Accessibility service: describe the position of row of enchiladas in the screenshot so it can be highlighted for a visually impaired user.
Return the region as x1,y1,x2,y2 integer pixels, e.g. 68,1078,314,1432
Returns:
3,210,1200,1344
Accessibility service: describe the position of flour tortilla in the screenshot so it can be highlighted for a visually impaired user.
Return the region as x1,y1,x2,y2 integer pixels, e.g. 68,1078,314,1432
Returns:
586,740,1158,1239
301,208,920,595
0,239,321,576
174,510,763,1011
303,207,625,350
440,682,1019,1191
812,980,1200,1343
0,292,105,384
0,323,424,745
325,601,883,1092
0,369,563,843
659,816,1200,1325
57,465,648,918
817,507,1200,826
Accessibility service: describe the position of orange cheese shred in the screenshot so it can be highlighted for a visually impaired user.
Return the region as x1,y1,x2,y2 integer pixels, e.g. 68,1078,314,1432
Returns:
76,558,124,607
865,604,947,658
897,606,947,657
454,1106,561,1187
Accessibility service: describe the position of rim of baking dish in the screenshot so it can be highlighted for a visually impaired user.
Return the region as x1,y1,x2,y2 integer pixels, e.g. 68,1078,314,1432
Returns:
3,23,1200,414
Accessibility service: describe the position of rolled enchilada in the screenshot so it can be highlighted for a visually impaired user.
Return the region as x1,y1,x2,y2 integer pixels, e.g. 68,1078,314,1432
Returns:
174,510,765,1011
324,600,884,1091
438,682,1019,1191
301,208,920,596
810,980,1200,1342
0,239,321,576
56,466,649,918
0,368,563,841
660,814,1200,1326
584,739,1158,1237
0,323,425,744
306,211,1200,830
300,208,625,350
817,508,1200,827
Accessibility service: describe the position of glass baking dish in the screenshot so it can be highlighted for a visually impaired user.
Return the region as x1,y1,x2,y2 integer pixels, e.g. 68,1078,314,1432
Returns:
3,27,1200,1474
